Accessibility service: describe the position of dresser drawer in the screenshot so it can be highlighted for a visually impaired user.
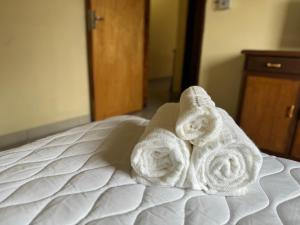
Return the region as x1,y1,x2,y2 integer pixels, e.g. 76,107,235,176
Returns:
246,56,300,74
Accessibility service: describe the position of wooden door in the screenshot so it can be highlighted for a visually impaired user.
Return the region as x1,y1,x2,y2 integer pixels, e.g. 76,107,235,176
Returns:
88,0,146,120
240,76,299,154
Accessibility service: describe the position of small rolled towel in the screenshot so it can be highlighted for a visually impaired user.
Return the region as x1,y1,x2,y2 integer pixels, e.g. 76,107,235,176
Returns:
190,108,262,196
131,103,192,188
176,86,223,146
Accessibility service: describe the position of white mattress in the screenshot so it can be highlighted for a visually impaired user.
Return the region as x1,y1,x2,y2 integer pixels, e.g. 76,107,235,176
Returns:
0,115,300,225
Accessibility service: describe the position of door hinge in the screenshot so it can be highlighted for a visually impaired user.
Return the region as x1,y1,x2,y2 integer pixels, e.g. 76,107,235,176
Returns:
87,10,104,31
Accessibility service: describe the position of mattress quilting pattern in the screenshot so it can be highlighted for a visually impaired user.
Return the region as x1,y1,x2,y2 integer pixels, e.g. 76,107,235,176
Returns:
0,116,299,225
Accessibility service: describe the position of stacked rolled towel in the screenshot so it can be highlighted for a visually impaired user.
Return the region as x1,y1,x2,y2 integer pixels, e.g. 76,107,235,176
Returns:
176,86,223,146
131,103,192,188
190,108,263,195
131,85,262,196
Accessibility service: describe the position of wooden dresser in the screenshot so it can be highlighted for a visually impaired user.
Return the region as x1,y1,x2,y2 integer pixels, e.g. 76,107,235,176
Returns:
238,50,300,160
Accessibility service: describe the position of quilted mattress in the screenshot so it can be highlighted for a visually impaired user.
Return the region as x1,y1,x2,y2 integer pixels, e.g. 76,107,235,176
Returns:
0,115,300,225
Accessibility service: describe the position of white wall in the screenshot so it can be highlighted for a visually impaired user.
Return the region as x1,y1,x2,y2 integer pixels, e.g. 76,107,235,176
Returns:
0,0,90,136
200,0,300,117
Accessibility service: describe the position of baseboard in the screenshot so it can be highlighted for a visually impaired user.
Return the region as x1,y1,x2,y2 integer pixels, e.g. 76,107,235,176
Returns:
0,115,91,151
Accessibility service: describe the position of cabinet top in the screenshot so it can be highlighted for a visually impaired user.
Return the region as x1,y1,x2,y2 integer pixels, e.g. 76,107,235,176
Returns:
242,50,300,58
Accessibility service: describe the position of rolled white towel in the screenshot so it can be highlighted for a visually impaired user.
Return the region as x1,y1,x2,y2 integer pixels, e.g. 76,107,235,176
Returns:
190,108,262,196
176,86,223,146
131,103,192,188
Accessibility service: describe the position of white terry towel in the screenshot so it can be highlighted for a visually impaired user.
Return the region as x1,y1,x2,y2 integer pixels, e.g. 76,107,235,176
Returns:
176,86,223,146
131,103,192,188
190,108,263,196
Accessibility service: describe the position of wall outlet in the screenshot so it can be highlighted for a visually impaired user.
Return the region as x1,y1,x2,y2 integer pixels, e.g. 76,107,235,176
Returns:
216,0,230,10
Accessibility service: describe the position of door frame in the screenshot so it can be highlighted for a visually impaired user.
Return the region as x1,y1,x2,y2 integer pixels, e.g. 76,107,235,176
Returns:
85,0,206,121
181,0,207,91
85,0,95,121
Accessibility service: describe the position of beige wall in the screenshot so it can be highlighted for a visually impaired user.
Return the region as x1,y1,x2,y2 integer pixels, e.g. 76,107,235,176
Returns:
0,0,90,136
172,0,189,94
200,0,300,117
149,0,180,79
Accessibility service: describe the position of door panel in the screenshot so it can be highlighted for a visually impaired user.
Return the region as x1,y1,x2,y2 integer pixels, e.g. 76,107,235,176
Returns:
90,0,145,120
240,75,299,154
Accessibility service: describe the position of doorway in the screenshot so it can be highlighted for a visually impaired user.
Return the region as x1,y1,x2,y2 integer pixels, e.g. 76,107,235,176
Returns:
136,0,181,119
86,0,206,120
135,0,207,119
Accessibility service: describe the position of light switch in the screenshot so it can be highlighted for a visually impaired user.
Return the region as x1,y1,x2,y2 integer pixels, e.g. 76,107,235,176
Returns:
216,0,230,10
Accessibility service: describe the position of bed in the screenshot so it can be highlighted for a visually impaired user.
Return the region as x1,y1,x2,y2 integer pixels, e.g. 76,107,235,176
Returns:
0,115,299,225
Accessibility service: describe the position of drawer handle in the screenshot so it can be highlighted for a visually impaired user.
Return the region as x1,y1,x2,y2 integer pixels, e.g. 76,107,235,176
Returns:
287,105,296,118
266,62,282,68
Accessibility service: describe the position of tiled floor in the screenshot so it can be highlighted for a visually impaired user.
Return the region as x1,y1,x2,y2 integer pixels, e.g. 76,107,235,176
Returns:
133,77,172,119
